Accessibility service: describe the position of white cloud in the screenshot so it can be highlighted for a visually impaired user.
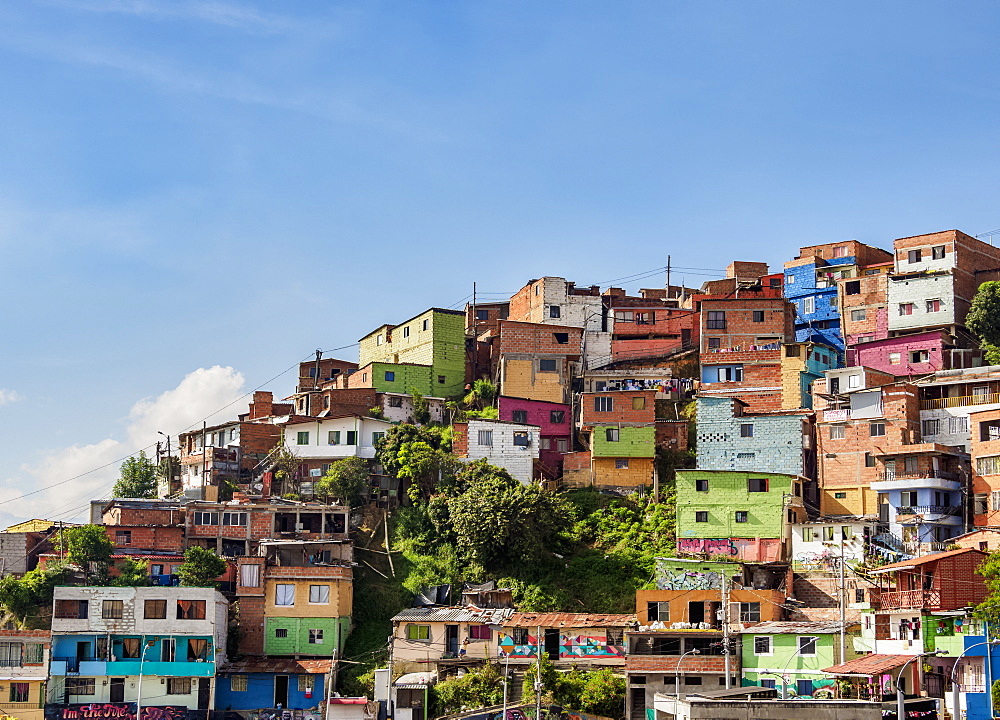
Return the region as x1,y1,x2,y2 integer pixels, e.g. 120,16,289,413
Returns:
0,389,21,406
2,366,246,524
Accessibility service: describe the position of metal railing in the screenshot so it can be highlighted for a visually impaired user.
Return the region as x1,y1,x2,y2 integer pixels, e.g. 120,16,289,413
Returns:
895,505,962,516
874,588,941,610
921,392,1000,410
876,471,959,482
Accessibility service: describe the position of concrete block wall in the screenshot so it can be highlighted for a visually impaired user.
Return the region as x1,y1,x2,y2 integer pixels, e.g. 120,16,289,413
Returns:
460,419,540,484
699,298,794,353
676,470,800,540
500,356,571,404
887,273,957,333
850,331,950,376
695,397,810,477
264,616,349,656
497,396,571,437
105,525,185,553
839,270,889,345
592,456,654,486
499,320,584,356
592,425,656,458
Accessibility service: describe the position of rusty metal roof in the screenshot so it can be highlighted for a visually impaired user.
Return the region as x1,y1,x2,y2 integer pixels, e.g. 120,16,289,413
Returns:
392,607,514,624
504,612,636,628
822,654,913,676
742,621,852,635
219,658,333,674
868,547,987,574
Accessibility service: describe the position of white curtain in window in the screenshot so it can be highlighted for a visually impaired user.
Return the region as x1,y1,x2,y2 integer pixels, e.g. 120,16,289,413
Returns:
275,584,295,606
309,585,330,604
240,564,261,588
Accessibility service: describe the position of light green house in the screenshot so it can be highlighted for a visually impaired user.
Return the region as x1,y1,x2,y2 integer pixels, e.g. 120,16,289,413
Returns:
741,621,858,698
592,425,655,457
675,469,806,540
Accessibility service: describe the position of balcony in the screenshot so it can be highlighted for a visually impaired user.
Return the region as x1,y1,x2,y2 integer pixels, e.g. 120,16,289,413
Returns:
50,657,214,677
872,588,941,610
921,392,1000,410
876,471,960,482
895,505,962,517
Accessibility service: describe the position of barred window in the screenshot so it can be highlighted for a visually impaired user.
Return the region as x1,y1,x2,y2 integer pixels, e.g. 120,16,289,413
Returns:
739,603,761,622
24,643,43,665
477,430,493,446
167,678,191,695
0,643,22,667
8,683,28,703
66,679,95,696
978,456,1000,476
298,675,314,692
231,675,248,692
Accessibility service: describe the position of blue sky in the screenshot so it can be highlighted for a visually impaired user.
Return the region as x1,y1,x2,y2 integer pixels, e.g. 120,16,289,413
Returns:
1,0,999,523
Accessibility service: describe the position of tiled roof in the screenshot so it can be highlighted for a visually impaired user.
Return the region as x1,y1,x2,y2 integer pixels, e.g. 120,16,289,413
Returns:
504,612,636,628
868,547,987,574
742,621,852,635
392,607,514,624
822,654,913,676
220,659,333,674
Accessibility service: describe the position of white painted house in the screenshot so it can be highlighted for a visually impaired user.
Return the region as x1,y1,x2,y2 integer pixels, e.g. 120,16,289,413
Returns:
379,392,447,424
283,415,395,460
456,418,540,484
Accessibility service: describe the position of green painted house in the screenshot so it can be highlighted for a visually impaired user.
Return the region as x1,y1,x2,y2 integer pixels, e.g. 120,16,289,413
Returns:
592,425,655,458
675,469,806,540
741,621,857,698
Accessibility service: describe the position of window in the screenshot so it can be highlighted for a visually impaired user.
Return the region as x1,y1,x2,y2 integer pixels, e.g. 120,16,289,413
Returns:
870,422,886,437
231,675,248,692
708,337,721,349
735,511,749,523
309,585,330,604
296,431,309,445
376,334,383,345
346,431,357,445
716,366,743,382
706,311,726,329
647,601,670,622
845,280,861,295
605,428,620,442
144,599,167,619
835,492,847,499
752,310,764,322
167,678,191,695
539,359,557,373
594,397,613,412
194,511,219,526
739,603,761,622
24,643,43,665
889,352,901,364
66,679,96,696
102,600,124,619
976,494,989,515
950,416,968,433
299,675,315,692
926,299,941,313
908,249,922,263
403,325,411,336
553,333,569,344
223,512,248,526
632,396,646,411
798,636,818,656
753,636,772,655
740,423,754,438
240,563,261,588
823,526,835,541
511,627,529,644
470,625,493,640
978,456,1000,475
911,350,930,363
8,683,28,703
407,624,431,641
475,309,488,321
389,396,403,408
177,599,206,620
922,419,940,436
614,310,634,322
829,425,845,440
683,677,702,686
695,479,709,492
328,431,341,445
898,303,914,316
115,530,132,546
512,410,528,424
422,319,429,331
695,511,709,523
747,478,768,493
850,308,866,321
900,490,918,507
803,297,815,314
615,459,629,469
384,371,395,382
475,429,495,447
786,274,795,284
372,432,385,445
438,375,446,385
992,491,1000,513
309,629,324,644
801,527,815,542
274,628,288,638
549,305,561,318
275,584,295,607
513,431,530,447
0,643,22,667
550,410,565,423
842,526,853,540
932,245,946,260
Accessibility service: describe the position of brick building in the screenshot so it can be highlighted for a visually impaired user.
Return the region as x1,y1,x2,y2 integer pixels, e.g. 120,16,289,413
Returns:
580,389,657,489
603,286,699,365
970,407,1000,527
295,357,359,393
177,417,282,499
101,499,186,555
497,320,583,404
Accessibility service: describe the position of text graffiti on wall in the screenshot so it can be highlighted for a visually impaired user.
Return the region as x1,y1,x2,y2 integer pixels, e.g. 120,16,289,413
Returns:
676,538,782,563
49,705,187,720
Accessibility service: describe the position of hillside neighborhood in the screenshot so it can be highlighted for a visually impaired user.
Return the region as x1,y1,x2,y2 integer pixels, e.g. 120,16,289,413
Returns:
9,228,1000,720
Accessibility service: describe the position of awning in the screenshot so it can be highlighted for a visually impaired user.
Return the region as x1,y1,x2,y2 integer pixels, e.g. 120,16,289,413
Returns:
822,654,913,676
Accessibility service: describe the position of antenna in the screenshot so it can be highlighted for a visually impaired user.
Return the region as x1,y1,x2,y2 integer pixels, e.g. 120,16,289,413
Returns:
975,228,1000,245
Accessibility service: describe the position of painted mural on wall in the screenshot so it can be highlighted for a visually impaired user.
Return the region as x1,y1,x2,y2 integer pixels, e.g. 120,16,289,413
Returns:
45,705,188,720
676,538,782,563
655,559,723,590
497,633,624,658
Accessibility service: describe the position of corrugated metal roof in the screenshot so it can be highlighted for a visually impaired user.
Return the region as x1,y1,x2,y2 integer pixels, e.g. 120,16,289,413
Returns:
392,607,514,624
822,654,912,676
505,612,636,628
868,547,987,574
741,621,851,635
220,659,333,674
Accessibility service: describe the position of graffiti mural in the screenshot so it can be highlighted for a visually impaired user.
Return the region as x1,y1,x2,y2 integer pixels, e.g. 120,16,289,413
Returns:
655,559,724,590
677,538,782,563
497,631,624,659
46,705,187,720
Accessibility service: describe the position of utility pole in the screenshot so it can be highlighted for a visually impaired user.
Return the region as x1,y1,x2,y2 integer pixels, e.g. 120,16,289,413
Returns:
472,282,477,333
386,633,394,720
839,533,847,664
666,255,671,295
313,348,323,390
722,571,732,689
535,626,543,720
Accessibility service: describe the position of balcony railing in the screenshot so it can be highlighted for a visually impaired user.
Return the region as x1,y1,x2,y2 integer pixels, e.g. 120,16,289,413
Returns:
895,505,962,517
874,588,941,610
921,392,1000,410
876,471,960,482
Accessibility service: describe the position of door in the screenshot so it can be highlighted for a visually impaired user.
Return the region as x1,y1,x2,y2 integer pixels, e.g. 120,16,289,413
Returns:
274,675,289,708
884,460,896,481
198,677,211,710
445,625,459,656
681,328,691,348
109,678,125,703
688,601,705,625
544,629,560,660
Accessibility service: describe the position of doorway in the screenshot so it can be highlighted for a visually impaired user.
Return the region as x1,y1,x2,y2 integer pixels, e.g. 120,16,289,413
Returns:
688,601,705,625
445,625,459,657
109,678,125,703
274,675,288,707
544,629,560,660
198,677,211,710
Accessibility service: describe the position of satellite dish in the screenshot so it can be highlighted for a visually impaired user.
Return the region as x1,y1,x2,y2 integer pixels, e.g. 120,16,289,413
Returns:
252,483,264,492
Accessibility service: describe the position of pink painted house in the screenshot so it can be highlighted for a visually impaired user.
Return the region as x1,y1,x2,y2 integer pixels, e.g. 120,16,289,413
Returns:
497,396,571,479
847,329,983,376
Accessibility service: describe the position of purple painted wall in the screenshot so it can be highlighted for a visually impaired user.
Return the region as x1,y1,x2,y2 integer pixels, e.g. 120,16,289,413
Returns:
498,396,571,473
847,330,948,376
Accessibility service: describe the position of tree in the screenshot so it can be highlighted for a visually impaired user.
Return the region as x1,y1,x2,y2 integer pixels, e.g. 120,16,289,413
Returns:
58,525,114,581
462,379,497,410
410,391,431,425
0,563,69,627
177,546,227,588
967,281,1000,364
396,442,461,502
578,668,626,717
432,660,504,715
317,457,370,506
376,424,451,478
113,558,149,587
113,450,158,499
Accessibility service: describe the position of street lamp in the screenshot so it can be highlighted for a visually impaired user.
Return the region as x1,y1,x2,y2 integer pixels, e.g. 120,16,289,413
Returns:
135,639,156,720
950,639,1000,719
500,650,512,720
675,648,700,700
896,650,945,720
778,634,823,700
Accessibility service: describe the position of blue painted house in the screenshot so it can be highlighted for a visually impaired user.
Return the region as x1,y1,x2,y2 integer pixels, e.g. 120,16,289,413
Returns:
216,658,331,715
